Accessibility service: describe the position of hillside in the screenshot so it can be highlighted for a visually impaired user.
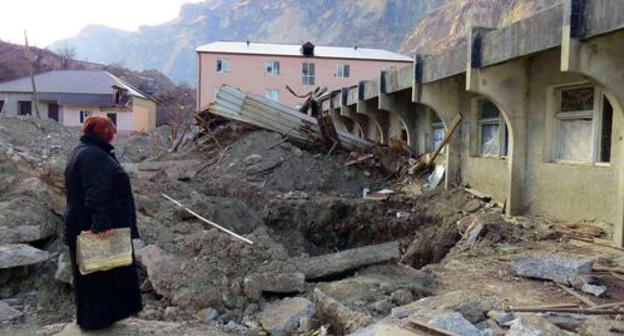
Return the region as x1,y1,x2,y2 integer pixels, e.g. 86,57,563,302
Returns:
51,0,560,85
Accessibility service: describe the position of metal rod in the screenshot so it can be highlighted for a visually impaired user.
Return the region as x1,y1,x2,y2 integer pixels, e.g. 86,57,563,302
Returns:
161,193,254,245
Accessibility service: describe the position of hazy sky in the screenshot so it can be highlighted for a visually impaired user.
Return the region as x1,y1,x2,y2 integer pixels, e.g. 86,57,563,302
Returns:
0,0,201,48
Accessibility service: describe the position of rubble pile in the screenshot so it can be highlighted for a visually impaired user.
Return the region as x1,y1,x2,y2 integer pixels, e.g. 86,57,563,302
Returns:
1,115,624,335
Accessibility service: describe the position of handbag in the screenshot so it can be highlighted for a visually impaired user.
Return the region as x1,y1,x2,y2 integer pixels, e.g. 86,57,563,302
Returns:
76,227,133,275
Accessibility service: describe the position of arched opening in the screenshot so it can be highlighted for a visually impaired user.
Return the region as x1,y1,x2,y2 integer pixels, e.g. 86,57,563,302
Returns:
335,116,364,139
356,112,383,143
472,98,510,158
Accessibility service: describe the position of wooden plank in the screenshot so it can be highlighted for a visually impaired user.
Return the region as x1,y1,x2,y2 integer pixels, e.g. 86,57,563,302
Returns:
557,283,596,307
428,113,462,164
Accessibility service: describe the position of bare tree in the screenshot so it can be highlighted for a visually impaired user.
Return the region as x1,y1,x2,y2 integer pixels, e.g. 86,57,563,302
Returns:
56,44,76,70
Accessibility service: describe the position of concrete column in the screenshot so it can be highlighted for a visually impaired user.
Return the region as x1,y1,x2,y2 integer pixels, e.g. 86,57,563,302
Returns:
378,90,418,150
413,77,464,189
466,60,529,216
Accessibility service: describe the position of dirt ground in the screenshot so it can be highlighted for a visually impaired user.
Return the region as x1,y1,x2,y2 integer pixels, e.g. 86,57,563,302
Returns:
1,115,623,335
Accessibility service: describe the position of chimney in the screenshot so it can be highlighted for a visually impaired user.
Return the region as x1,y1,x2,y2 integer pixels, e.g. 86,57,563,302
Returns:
300,41,315,57
354,45,358,50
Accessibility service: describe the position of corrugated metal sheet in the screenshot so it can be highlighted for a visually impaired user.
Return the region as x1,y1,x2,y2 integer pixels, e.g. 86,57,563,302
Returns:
214,85,373,151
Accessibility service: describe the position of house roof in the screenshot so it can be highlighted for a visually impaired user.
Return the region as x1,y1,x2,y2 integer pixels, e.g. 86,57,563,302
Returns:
196,41,413,62
0,70,152,101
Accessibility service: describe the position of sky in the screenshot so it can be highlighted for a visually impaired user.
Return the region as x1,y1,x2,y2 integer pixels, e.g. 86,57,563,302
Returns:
0,0,201,48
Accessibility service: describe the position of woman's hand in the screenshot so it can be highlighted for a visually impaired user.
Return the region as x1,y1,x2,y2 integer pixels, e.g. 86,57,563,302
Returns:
96,230,113,240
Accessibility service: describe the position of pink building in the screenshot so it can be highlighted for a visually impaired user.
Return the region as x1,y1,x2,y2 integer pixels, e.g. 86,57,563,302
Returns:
196,41,412,110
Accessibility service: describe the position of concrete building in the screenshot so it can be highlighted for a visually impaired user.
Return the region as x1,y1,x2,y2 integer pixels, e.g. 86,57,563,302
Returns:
319,0,624,246
0,70,158,133
196,41,412,110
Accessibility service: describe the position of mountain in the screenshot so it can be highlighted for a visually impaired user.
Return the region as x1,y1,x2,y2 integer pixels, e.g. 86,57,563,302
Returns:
51,0,560,85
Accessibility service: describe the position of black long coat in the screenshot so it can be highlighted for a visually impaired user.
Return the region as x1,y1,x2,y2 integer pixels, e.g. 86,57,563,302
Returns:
64,133,142,330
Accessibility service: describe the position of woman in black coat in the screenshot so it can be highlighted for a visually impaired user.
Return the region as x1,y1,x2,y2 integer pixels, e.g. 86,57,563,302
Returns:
64,115,142,330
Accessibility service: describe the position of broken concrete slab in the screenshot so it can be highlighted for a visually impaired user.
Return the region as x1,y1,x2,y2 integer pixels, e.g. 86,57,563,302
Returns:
391,290,498,324
539,312,587,331
243,272,304,301
123,159,202,181
506,314,572,336
314,288,373,334
510,254,595,287
299,241,399,280
258,297,315,336
0,244,50,269
581,283,607,297
427,312,481,336
0,301,22,322
134,244,179,299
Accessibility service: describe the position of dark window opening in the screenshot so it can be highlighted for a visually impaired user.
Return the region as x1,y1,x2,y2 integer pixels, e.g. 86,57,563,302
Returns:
0,100,4,113
106,113,117,126
18,101,32,116
401,129,408,143
600,97,613,163
301,42,315,57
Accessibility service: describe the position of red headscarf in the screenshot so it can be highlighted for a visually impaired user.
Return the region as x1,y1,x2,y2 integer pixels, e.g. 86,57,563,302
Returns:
83,115,116,143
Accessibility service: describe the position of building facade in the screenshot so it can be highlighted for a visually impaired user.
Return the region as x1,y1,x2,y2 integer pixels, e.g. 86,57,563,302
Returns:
319,0,624,246
0,70,157,133
196,41,412,110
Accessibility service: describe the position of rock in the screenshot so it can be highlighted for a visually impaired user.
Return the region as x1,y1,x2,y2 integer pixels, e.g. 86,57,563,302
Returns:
347,318,417,336
0,197,58,244
0,301,22,322
132,239,146,250
57,318,206,335
578,316,624,335
258,297,316,336
465,217,485,246
487,310,516,326
464,199,481,213
510,254,595,288
581,283,607,297
392,290,497,324
314,288,373,334
243,272,305,301
164,306,180,321
0,244,50,269
372,298,393,313
54,251,73,285
292,147,303,157
224,320,248,334
539,312,586,331
298,316,315,333
134,245,180,300
243,154,263,166
506,314,571,336
390,288,414,305
197,307,218,323
427,312,481,336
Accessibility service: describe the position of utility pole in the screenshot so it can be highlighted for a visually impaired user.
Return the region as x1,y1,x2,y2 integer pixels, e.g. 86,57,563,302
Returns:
24,30,41,118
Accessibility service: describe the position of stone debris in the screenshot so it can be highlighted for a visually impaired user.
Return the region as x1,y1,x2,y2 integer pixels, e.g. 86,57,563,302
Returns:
0,197,58,244
391,290,497,323
510,254,595,287
487,310,516,326
539,312,587,331
426,312,481,336
258,297,316,336
123,159,202,181
0,301,22,322
0,244,50,269
314,288,373,334
506,314,572,336
196,307,219,323
580,283,607,297
54,252,73,285
243,272,305,301
346,318,415,336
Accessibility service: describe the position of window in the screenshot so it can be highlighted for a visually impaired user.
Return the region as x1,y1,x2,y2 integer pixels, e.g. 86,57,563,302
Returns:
265,89,279,103
335,64,350,78
265,61,280,75
18,101,32,116
301,62,315,86
553,85,612,163
431,113,445,151
0,100,4,113
215,59,230,73
477,100,508,157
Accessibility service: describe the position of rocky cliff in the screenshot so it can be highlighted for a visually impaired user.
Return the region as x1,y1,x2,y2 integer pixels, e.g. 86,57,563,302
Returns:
51,0,561,84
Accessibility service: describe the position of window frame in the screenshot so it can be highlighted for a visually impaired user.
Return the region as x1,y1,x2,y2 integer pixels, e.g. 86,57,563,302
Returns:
475,99,508,158
301,62,315,86
18,101,32,116
552,84,608,165
334,63,350,78
215,59,230,74
265,61,280,76
80,110,92,124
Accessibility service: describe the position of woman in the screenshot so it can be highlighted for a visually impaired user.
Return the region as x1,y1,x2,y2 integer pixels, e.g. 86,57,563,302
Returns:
64,115,143,330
